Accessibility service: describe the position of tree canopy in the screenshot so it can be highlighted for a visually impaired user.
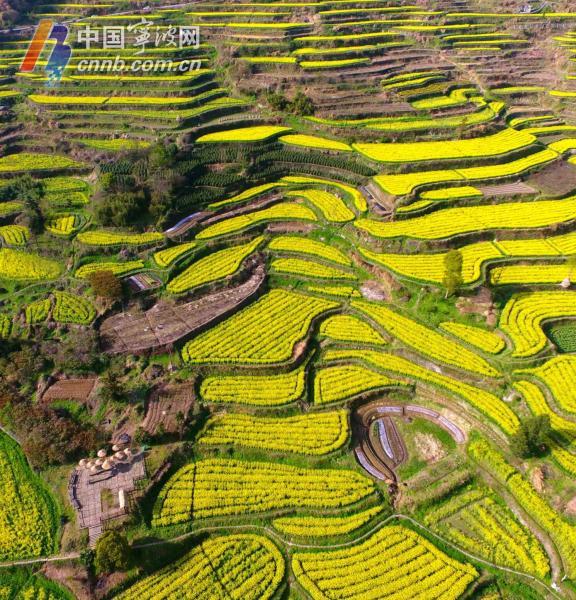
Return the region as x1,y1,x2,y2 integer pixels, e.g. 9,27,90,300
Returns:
88,270,123,300
510,415,551,458
94,530,133,574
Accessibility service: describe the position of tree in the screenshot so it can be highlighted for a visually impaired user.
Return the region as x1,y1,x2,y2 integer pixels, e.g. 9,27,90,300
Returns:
94,530,132,574
133,426,151,445
9,401,101,468
290,90,314,116
265,90,314,116
0,174,44,204
511,415,551,458
99,370,125,403
175,410,186,440
80,548,95,574
48,328,103,373
443,249,463,297
95,191,146,227
149,189,177,229
88,270,123,300
4,174,45,234
9,345,47,388
266,91,288,111
0,381,19,410
149,142,177,170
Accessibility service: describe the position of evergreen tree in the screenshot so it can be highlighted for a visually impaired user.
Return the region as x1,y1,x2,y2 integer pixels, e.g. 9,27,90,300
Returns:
511,415,551,458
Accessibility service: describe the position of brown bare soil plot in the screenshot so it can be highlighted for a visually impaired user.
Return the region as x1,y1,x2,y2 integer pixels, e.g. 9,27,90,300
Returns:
477,181,538,197
528,160,576,196
100,263,266,353
141,384,194,435
42,378,98,404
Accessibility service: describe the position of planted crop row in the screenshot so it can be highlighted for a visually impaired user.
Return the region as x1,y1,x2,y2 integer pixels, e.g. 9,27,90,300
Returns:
354,127,535,163
314,364,399,405
75,260,144,279
359,243,500,286
153,458,374,526
324,349,518,435
198,410,349,455
468,436,576,578
272,257,356,281
153,242,197,268
167,237,263,294
0,314,11,338
281,176,367,211
424,488,549,578
421,185,483,201
209,183,286,209
0,225,28,246
439,322,505,354
25,298,51,325
200,366,305,406
351,300,499,377
287,189,355,223
0,201,23,217
307,102,503,133
0,432,58,561
182,289,337,365
78,139,151,152
499,291,576,357
0,153,83,173
197,125,291,143
45,215,79,237
307,284,361,298
268,235,352,266
410,87,479,110
356,196,576,241
0,249,62,282
490,263,575,286
300,58,370,69
320,314,386,345
196,202,317,239
374,148,558,196
280,134,352,152
361,229,576,287
51,98,244,122
293,525,478,600
77,230,164,246
513,380,576,474
273,506,383,538
43,177,88,194
116,534,284,600
516,356,576,414
52,291,96,325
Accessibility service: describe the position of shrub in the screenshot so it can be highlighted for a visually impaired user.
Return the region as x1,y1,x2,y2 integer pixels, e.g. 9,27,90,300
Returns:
94,530,132,574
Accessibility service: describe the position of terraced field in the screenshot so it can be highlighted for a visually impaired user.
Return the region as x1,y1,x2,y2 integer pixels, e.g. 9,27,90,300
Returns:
3,0,576,598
